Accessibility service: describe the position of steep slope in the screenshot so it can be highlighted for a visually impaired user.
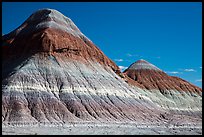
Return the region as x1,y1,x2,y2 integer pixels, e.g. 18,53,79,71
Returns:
2,9,165,124
2,9,119,74
123,59,202,120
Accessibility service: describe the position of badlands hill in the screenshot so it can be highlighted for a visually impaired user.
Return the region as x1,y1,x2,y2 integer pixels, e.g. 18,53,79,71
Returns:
2,9,202,128
123,59,202,120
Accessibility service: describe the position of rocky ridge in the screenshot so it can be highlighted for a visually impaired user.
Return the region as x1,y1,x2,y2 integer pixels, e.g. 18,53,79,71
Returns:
2,9,202,127
123,59,202,118
2,9,161,124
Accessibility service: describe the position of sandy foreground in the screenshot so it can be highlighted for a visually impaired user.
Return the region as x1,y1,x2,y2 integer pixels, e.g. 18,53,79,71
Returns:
2,122,202,135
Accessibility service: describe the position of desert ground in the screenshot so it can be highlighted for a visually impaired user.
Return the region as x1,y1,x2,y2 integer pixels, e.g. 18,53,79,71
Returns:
2,122,202,135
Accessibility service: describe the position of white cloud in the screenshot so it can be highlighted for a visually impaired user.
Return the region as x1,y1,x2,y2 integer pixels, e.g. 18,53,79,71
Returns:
184,69,196,72
114,59,123,62
126,53,133,57
166,71,180,74
155,56,161,59
195,79,202,82
119,66,128,72
200,67,202,69
126,53,139,57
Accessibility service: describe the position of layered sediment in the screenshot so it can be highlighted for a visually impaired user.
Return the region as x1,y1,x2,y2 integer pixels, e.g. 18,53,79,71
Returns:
2,9,202,128
123,59,202,120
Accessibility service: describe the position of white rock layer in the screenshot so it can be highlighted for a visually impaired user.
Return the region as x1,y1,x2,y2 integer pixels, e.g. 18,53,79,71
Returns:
2,54,166,123
128,59,162,71
5,8,91,42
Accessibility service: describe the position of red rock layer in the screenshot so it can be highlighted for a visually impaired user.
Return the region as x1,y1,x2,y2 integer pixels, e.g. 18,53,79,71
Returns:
124,69,202,95
2,28,120,73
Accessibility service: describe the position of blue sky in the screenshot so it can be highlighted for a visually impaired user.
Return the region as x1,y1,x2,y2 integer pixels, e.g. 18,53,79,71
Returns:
2,2,202,88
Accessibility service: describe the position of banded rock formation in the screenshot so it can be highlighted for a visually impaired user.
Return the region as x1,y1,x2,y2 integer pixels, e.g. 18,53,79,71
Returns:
2,9,164,124
123,59,202,121
2,9,202,127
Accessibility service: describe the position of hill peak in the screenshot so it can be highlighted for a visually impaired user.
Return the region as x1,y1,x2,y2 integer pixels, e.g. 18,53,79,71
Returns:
127,59,162,71
3,8,90,42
